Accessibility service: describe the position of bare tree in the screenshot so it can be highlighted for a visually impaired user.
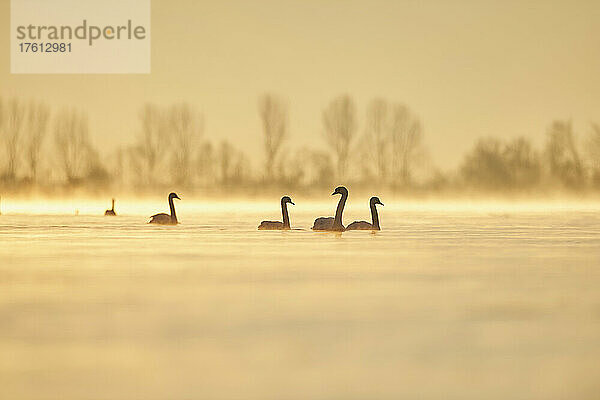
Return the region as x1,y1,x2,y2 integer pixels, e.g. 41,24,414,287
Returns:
132,103,169,185
126,144,144,185
54,109,93,184
105,146,125,187
258,94,288,181
218,140,235,185
503,137,541,188
461,137,540,191
168,103,202,187
587,123,600,187
4,98,26,182
389,104,422,187
322,95,357,181
461,138,510,190
276,147,305,187
364,98,390,181
0,98,4,175
217,140,251,186
544,120,584,189
196,141,216,186
289,147,333,188
232,151,251,185
25,101,50,182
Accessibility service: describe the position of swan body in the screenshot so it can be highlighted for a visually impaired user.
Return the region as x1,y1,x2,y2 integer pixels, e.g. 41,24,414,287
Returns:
258,221,285,230
346,197,384,230
345,221,373,230
312,217,335,230
104,198,116,216
149,213,174,224
258,196,295,230
149,192,180,225
312,186,348,232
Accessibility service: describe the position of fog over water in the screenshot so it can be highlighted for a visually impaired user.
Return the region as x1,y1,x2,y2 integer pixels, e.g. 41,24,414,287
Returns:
1,203,599,399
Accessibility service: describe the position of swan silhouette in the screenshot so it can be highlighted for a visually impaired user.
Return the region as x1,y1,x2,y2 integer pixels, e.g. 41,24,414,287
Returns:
312,186,348,232
149,192,180,225
258,196,295,230
346,197,384,230
104,198,116,216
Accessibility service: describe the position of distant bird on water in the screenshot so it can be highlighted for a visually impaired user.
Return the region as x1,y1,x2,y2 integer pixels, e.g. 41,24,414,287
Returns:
312,186,348,232
258,196,295,230
104,198,117,216
346,196,384,230
149,192,180,225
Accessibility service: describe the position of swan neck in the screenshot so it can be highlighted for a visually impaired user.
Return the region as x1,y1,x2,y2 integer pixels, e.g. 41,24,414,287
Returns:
111,199,115,211
370,202,380,229
281,201,290,229
169,196,177,222
334,192,347,226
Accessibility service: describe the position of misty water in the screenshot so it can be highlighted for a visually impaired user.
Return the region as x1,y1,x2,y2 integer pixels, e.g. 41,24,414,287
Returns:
1,201,599,399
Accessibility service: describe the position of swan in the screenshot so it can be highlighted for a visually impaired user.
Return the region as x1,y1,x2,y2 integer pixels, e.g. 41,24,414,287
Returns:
312,186,348,231
149,192,180,225
104,198,116,216
258,196,295,230
346,197,384,230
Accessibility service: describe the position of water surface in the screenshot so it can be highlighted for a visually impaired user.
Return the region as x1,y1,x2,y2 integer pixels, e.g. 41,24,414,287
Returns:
1,203,599,399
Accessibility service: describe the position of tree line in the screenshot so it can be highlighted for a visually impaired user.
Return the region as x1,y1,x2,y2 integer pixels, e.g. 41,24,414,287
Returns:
0,94,599,196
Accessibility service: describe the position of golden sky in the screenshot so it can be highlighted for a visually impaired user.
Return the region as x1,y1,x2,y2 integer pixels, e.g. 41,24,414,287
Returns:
1,0,599,168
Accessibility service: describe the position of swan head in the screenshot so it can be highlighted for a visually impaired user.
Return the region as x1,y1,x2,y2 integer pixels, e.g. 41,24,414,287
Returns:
332,186,348,196
370,196,384,206
169,192,181,201
281,196,295,206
